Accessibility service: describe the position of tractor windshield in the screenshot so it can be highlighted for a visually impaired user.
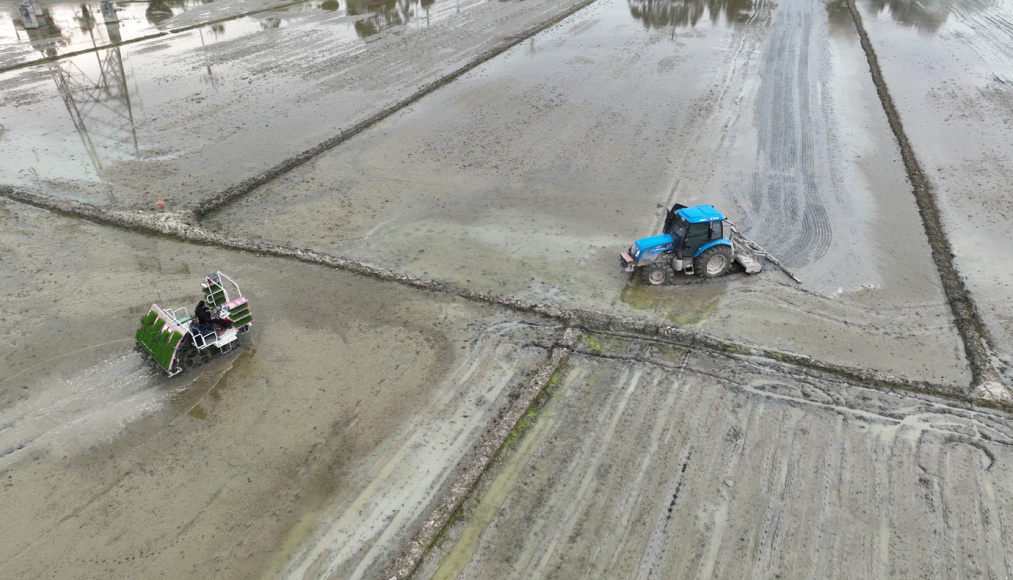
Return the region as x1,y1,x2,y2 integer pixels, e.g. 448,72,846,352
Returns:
666,215,689,237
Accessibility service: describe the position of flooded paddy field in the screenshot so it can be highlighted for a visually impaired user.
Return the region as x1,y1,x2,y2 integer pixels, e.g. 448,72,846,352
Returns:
207,0,968,383
0,0,307,68
0,200,560,580
1,0,1012,574
418,335,1013,580
853,0,1013,383
0,0,596,206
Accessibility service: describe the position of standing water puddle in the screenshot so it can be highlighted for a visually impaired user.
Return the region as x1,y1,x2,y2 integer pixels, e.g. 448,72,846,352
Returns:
1,0,446,70
0,0,458,192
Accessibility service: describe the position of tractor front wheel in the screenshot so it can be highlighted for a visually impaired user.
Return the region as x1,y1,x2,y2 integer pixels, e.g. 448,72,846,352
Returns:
694,245,733,278
641,262,674,286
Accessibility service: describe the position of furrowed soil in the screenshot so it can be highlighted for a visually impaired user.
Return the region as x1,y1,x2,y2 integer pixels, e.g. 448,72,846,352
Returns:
417,335,1013,580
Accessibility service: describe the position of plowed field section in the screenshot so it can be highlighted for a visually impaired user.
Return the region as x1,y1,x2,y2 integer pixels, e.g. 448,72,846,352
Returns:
422,346,1013,579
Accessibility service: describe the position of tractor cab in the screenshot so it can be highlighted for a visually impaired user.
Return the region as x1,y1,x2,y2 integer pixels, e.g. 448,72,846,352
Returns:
662,204,725,259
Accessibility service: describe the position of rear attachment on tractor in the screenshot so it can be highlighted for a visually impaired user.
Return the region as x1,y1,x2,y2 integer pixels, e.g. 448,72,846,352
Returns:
620,204,800,285
135,271,255,376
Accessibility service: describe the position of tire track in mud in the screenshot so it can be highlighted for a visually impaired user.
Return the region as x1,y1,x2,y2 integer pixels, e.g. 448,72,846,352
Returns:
744,0,833,266
276,321,551,580
382,328,579,580
843,0,1004,396
423,349,1013,580
952,5,1013,84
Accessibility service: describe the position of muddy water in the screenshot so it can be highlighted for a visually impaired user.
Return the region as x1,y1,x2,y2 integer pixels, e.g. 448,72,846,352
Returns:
0,0,408,69
207,0,968,384
417,337,1013,579
0,0,368,203
852,0,1013,384
0,0,211,68
0,199,558,580
0,0,594,208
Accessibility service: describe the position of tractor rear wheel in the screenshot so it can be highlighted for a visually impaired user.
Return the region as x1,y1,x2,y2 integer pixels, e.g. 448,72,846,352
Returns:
694,245,733,278
641,261,674,286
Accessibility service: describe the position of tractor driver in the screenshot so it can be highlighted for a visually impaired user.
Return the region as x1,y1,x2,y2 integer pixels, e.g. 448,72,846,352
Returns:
664,206,691,258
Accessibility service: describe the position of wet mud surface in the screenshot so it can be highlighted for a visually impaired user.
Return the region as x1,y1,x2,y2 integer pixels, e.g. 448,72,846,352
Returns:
2,0,1013,575
0,200,559,580
418,336,1013,580
852,0,1013,385
206,0,968,383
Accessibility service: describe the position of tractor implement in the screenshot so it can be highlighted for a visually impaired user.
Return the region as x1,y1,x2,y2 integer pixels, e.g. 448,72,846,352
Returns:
726,220,802,283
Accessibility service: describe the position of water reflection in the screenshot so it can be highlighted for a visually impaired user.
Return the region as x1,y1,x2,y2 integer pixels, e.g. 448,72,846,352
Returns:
74,3,97,33
146,0,216,24
825,0,853,36
346,0,434,38
46,23,140,176
627,0,758,30
619,283,723,325
197,26,224,87
146,1,176,25
862,0,951,33
21,9,69,54
3,0,211,65
17,7,141,177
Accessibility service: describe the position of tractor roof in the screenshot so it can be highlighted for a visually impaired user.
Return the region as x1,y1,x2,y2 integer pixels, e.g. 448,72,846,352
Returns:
676,205,724,223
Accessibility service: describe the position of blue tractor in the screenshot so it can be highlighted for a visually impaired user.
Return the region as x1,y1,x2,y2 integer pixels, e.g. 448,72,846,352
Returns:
620,204,755,285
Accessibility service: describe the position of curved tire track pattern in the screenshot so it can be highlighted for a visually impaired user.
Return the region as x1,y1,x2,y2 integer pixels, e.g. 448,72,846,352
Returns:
745,0,834,266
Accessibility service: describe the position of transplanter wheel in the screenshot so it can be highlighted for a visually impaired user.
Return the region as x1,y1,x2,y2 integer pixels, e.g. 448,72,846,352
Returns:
182,347,200,369
694,245,733,279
